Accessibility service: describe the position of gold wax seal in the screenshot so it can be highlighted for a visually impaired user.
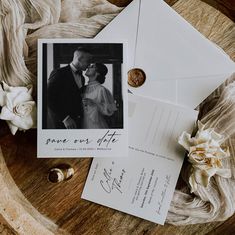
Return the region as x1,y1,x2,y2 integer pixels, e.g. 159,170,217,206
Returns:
128,68,146,88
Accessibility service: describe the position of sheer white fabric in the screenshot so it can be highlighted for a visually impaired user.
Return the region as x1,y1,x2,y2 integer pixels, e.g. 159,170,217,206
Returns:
167,73,235,225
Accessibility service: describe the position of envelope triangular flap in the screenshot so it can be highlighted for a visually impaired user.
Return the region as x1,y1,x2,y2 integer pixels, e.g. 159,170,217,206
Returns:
177,73,230,107
135,0,235,80
95,0,235,108
95,0,139,66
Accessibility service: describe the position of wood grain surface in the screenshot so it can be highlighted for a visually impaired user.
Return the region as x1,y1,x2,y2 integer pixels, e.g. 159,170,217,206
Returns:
1,0,235,234
202,0,235,21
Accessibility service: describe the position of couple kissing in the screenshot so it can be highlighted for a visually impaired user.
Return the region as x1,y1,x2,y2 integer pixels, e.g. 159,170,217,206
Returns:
47,47,117,129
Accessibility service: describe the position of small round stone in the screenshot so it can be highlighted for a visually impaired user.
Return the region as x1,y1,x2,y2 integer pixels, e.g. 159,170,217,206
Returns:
48,164,74,183
128,68,146,88
48,169,64,183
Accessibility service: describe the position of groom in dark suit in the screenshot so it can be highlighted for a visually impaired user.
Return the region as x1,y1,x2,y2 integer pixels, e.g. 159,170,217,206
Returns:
47,47,92,129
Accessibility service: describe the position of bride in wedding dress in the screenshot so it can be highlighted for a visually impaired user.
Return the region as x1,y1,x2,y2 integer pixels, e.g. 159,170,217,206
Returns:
82,63,117,129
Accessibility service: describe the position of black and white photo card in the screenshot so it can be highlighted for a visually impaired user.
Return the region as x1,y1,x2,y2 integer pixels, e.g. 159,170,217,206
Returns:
37,39,128,158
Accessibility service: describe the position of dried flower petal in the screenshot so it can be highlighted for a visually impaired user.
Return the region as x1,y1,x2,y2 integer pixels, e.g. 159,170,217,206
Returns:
178,121,231,193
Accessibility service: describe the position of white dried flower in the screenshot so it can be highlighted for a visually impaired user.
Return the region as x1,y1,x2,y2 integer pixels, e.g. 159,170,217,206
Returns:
178,121,231,193
0,82,36,135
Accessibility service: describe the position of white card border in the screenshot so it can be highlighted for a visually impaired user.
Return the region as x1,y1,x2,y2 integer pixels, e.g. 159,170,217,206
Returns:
37,38,128,158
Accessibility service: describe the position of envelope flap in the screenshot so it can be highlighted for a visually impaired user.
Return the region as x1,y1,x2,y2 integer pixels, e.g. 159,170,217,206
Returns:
135,0,235,80
96,0,140,65
95,0,235,108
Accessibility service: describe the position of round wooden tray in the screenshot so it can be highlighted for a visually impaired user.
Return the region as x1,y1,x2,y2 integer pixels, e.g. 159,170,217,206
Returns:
1,0,235,234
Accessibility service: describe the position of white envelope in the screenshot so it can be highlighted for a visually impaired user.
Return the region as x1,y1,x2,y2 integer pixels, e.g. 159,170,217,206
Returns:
96,0,235,108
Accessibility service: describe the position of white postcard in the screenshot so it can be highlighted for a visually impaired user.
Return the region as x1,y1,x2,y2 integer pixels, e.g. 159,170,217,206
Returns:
37,39,128,158
82,94,198,224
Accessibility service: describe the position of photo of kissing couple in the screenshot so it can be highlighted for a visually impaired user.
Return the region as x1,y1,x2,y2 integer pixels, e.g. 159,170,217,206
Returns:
42,43,124,130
